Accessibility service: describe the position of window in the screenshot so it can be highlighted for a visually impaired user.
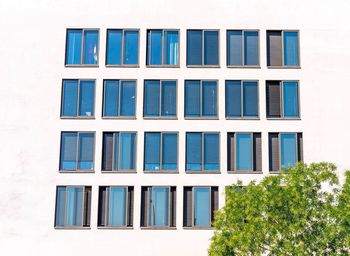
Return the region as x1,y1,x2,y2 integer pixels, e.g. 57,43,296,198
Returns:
102,132,136,171
65,29,99,65
227,133,262,172
266,81,299,118
106,29,139,66
143,80,177,118
98,186,133,227
187,30,219,66
144,132,178,171
55,186,91,228
267,30,299,67
269,133,303,172
186,132,220,172
146,30,179,66
60,132,95,171
227,30,259,66
61,79,95,118
103,80,136,117
183,186,218,228
225,80,259,118
140,186,176,227
185,80,217,118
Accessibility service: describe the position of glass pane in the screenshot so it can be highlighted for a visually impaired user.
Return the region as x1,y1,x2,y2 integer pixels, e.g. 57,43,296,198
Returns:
113,133,119,170
204,31,218,65
120,133,136,170
124,30,139,65
106,30,122,65
236,133,252,171
161,81,176,116
78,80,94,117
104,80,119,116
244,31,258,65
243,81,258,117
194,187,210,226
62,80,78,116
60,132,77,170
162,133,178,170
283,81,299,117
149,30,162,65
109,187,127,226
149,188,169,226
66,187,83,226
78,133,94,170
83,30,98,64
187,30,202,65
55,187,66,226
120,81,136,116
227,31,242,65
185,81,200,117
204,134,219,170
284,31,299,66
144,133,161,170
202,81,217,116
225,81,241,117
164,31,179,65
186,133,202,170
66,29,82,64
144,80,160,116
281,134,297,169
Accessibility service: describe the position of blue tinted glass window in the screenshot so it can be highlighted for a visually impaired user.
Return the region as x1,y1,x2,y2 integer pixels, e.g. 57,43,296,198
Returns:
194,187,210,226
55,187,66,226
78,80,94,117
227,31,242,65
186,133,202,170
283,81,299,117
147,30,162,65
236,133,252,171
225,81,241,117
204,134,219,170
187,30,202,65
77,133,94,170
83,30,98,64
60,132,77,170
120,133,136,170
149,188,169,226
202,81,217,116
66,30,82,65
144,80,160,116
164,31,179,65
284,32,299,66
281,133,297,169
162,133,178,170
104,80,119,116
109,187,127,226
120,81,136,116
243,81,258,117
106,30,122,65
204,31,218,65
62,80,78,116
185,81,200,117
144,133,161,170
124,31,138,65
244,31,259,65
161,81,176,116
66,187,84,226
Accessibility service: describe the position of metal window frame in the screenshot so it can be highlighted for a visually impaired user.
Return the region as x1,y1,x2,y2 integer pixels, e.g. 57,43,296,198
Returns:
192,186,212,228
147,186,172,227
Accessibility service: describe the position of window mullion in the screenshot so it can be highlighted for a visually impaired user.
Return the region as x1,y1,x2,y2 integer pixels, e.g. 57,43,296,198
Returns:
75,132,79,170
160,133,163,170
192,187,195,227
240,81,244,117
118,133,121,170
111,133,115,171
159,81,162,117
81,186,85,227
242,31,244,65
200,81,203,116
121,30,125,65
76,80,80,116
118,80,122,116
280,81,284,117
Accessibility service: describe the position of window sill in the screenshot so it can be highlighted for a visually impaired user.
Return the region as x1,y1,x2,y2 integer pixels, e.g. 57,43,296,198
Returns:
64,64,99,68
101,170,137,174
184,117,219,120
267,66,301,69
266,117,301,120
146,65,180,68
227,171,263,174
97,226,133,230
60,116,95,120
105,64,139,68
144,171,179,174
102,116,137,120
59,170,94,173
225,117,260,120
55,226,91,230
143,116,178,120
186,65,220,68
186,171,221,174
227,65,261,69
140,227,177,230
183,227,213,230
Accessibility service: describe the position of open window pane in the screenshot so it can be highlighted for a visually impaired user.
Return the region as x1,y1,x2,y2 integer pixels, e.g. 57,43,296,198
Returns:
194,188,210,226
162,133,178,170
106,30,122,65
66,30,82,64
185,81,200,117
164,31,179,65
161,81,176,116
62,80,78,116
78,80,94,117
225,81,241,117
102,133,113,171
281,134,297,169
66,187,84,226
267,31,282,66
284,32,299,66
186,133,202,170
244,31,258,65
78,133,94,170
243,81,258,117
109,187,127,226
283,82,299,117
144,133,161,170
104,80,119,116
187,30,202,65
144,81,160,116
236,134,252,171
60,132,77,170
204,31,218,65
120,81,136,116
202,81,217,116
227,31,242,65
204,134,219,170
120,133,136,170
124,31,138,65
83,30,98,64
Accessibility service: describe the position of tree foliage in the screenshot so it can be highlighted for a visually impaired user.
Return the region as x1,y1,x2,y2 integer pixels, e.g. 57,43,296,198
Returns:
209,162,350,256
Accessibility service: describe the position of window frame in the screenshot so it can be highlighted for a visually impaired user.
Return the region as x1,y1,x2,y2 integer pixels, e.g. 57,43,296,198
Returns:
225,80,260,120
266,29,300,68
226,29,260,68
185,132,220,173
186,29,220,67
266,80,301,120
105,28,140,67
143,132,179,173
59,131,95,173
60,79,96,119
54,185,91,229
146,29,180,67
102,79,137,119
101,131,137,173
64,28,100,67
143,79,178,119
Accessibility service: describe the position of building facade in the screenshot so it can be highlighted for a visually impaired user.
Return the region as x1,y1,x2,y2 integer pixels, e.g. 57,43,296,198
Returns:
1,0,350,255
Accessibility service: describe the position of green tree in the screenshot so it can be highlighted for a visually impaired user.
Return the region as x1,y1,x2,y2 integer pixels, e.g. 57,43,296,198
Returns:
209,162,350,256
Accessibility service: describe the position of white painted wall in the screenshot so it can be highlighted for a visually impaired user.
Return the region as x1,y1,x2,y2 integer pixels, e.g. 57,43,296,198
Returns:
1,0,350,255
